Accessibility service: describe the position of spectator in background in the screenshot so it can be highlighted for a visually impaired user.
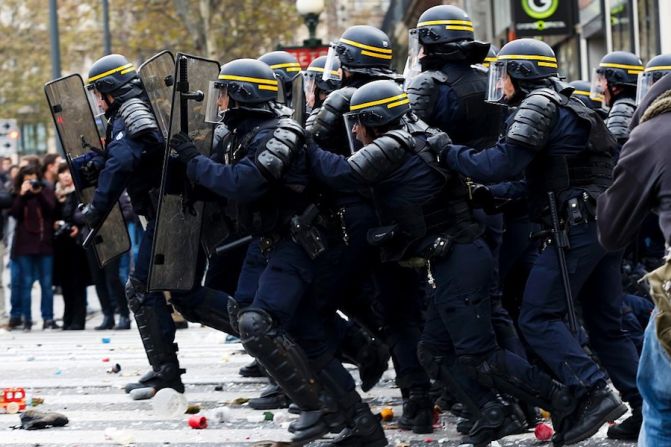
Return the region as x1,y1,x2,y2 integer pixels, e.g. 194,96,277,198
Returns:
9,165,58,331
41,154,62,189
5,164,20,330
54,163,91,330
0,168,12,328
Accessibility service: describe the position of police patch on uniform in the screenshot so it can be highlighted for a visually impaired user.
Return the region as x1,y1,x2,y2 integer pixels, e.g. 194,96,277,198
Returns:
115,131,125,140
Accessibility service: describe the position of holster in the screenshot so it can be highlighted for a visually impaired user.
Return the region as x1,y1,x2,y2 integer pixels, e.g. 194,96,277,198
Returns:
290,204,326,259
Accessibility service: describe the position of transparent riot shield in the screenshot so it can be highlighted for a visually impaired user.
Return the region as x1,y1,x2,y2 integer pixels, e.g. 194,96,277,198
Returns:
138,50,175,139
291,74,307,126
44,74,130,267
148,54,220,292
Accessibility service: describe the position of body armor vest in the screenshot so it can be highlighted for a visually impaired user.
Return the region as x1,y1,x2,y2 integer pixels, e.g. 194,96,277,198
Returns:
375,133,482,262
524,97,617,223
222,119,309,237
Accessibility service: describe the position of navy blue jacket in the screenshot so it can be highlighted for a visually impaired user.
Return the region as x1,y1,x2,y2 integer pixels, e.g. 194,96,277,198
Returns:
93,110,163,216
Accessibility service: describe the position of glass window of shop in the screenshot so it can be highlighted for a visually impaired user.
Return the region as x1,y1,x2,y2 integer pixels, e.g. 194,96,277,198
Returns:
611,0,633,52
638,0,660,62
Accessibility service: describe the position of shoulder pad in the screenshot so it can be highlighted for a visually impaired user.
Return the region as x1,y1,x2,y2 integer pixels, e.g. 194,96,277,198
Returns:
118,98,159,138
305,107,319,131
347,129,414,183
310,87,356,141
255,118,305,180
406,70,447,122
606,98,636,142
505,89,560,150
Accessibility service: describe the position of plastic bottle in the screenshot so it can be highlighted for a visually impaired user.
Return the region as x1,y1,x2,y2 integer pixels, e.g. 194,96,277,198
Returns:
151,388,188,418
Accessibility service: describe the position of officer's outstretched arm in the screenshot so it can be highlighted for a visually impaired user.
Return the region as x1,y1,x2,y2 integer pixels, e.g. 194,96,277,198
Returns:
444,141,535,184
91,139,140,216
306,143,361,192
187,156,268,203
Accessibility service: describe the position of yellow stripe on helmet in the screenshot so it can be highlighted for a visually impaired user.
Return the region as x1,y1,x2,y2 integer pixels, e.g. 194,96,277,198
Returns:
87,63,135,83
307,66,340,76
537,61,558,68
361,49,393,60
417,19,473,27
445,25,474,31
218,74,278,86
599,62,644,72
498,54,557,63
387,98,410,109
258,85,279,91
270,62,302,70
350,93,408,111
573,90,591,96
645,65,671,72
340,38,392,54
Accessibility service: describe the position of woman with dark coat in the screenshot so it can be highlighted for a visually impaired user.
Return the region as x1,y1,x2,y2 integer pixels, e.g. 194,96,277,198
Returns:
9,165,57,331
53,163,92,330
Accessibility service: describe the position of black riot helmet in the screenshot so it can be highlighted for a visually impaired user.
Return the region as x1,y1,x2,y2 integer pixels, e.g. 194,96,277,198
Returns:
87,54,138,94
487,39,558,103
305,56,341,93
346,80,410,128
636,53,671,104
205,58,278,123
595,51,644,88
569,80,603,110
415,5,474,45
258,51,302,84
326,25,394,79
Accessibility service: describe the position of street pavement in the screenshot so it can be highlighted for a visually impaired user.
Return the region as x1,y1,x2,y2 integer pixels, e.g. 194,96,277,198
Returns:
0,292,636,446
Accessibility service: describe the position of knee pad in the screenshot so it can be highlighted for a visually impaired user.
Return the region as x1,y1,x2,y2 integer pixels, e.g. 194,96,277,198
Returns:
125,277,147,313
238,308,274,341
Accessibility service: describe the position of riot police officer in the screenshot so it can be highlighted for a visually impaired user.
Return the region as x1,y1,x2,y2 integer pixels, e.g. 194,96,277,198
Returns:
569,80,606,114
83,54,236,399
170,58,387,446
308,25,435,434
405,4,503,148
258,50,302,107
636,53,671,106
304,55,341,117
591,51,644,144
434,39,638,445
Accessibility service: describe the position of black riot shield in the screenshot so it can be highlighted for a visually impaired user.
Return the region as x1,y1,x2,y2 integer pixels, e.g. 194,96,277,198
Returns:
44,74,130,268
291,74,307,126
138,50,175,139
148,54,220,292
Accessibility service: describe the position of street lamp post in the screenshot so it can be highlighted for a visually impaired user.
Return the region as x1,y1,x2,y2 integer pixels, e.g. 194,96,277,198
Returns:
296,0,325,48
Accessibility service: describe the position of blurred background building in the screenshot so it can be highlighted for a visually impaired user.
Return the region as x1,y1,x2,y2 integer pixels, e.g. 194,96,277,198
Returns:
383,0,671,82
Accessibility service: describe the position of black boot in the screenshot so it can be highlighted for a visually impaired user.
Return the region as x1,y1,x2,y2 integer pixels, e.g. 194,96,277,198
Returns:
8,317,22,330
124,277,185,399
95,315,115,330
463,399,526,447
398,388,434,434
124,362,185,396
239,359,266,378
115,316,131,330
249,382,291,410
607,406,642,441
560,385,627,445
315,401,388,447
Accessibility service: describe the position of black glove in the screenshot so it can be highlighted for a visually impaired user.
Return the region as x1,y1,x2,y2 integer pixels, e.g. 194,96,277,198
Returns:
80,157,104,186
426,132,453,159
79,203,103,228
169,132,200,164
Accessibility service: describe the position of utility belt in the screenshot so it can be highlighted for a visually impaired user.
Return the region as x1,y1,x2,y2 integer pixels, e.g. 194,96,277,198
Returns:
398,234,454,269
257,204,327,260
530,192,597,244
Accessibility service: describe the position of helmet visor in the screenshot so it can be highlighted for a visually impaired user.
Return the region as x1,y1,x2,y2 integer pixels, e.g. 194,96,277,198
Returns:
322,45,341,82
86,88,106,119
304,75,317,110
402,29,422,87
205,81,227,124
343,112,363,154
486,62,507,103
590,69,607,103
636,71,655,105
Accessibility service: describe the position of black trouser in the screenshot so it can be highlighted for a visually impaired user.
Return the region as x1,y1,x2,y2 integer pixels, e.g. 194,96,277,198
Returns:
61,269,87,328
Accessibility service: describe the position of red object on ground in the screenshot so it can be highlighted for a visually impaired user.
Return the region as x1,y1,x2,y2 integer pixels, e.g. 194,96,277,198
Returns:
534,422,554,441
188,415,208,429
1,388,27,413
102,357,110,362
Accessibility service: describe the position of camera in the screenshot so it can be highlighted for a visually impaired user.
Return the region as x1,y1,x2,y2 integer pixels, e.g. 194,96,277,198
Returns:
30,180,45,189
54,220,73,238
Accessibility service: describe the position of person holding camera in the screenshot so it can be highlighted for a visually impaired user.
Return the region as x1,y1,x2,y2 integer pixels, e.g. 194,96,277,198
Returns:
54,163,91,330
9,165,57,331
